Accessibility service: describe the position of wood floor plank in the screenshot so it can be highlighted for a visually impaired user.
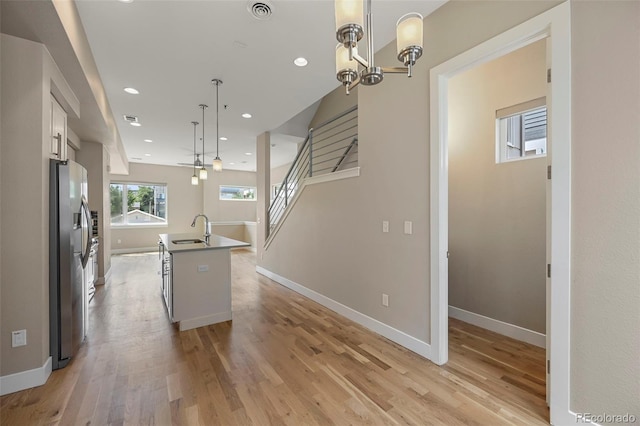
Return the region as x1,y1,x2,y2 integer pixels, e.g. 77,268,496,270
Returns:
0,250,549,425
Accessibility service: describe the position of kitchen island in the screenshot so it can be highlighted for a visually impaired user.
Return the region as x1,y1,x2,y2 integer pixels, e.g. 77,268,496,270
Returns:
159,233,250,331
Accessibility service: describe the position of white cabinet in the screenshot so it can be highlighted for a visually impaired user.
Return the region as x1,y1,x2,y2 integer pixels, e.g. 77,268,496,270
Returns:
50,94,67,160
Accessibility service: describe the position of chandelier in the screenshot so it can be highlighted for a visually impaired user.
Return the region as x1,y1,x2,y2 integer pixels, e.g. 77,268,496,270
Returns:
335,0,424,94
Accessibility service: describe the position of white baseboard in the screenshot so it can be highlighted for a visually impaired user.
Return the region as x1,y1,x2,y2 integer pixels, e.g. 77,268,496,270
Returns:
178,311,232,331
0,357,52,396
111,246,157,255
256,266,431,359
448,306,546,348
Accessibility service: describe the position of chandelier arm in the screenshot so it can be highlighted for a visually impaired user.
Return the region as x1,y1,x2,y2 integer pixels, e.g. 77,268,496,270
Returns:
351,46,369,68
381,66,409,74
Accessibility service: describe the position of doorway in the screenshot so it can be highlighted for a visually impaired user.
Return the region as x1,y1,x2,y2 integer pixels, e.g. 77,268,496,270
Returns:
428,3,572,425
446,39,549,421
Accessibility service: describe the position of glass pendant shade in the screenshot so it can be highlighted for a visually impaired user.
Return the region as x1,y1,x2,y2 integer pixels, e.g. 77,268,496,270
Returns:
212,157,223,172
191,174,199,185
396,13,423,56
199,167,208,180
336,44,358,74
335,0,363,31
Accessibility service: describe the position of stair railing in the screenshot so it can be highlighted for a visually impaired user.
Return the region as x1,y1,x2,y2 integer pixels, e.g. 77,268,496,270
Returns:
268,106,358,236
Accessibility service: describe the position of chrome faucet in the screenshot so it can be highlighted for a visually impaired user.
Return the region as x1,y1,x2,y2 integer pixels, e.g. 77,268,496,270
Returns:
191,214,211,240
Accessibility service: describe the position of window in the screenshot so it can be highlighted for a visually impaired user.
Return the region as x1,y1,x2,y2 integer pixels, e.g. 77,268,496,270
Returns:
496,97,547,163
219,185,256,201
110,183,167,226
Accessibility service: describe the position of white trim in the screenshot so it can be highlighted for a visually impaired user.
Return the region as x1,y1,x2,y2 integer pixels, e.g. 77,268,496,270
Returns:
257,266,431,359
429,3,572,425
0,357,52,396
265,167,360,249
210,221,257,226
305,167,360,186
449,306,546,348
111,246,157,255
178,311,232,331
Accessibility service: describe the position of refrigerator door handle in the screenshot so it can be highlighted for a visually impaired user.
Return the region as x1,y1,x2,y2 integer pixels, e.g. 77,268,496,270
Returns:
80,197,92,268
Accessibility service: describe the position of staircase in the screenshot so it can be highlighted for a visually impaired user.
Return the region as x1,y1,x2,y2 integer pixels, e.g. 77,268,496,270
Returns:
268,106,358,238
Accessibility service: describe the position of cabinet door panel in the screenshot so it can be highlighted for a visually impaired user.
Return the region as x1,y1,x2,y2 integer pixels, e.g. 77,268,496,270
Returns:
50,95,67,160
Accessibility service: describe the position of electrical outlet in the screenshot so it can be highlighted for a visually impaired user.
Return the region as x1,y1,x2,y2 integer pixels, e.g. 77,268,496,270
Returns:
12,330,27,347
382,221,389,233
382,294,389,307
197,265,209,272
117,239,122,244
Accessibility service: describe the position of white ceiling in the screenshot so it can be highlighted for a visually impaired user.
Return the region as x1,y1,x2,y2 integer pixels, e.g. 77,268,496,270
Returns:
74,0,446,172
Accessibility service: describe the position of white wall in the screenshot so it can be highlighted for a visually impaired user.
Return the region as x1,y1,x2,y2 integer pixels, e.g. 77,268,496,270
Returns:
448,40,547,333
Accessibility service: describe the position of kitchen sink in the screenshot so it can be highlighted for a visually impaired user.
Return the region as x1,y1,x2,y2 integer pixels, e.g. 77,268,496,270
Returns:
172,238,205,245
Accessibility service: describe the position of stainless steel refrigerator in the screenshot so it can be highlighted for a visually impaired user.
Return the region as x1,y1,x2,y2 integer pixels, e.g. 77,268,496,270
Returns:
49,159,91,370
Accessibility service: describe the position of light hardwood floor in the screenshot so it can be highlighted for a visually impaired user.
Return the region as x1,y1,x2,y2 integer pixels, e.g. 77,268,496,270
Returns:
1,250,548,425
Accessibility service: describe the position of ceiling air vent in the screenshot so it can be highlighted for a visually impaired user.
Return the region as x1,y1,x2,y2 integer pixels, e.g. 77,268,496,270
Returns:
123,114,139,123
247,1,273,20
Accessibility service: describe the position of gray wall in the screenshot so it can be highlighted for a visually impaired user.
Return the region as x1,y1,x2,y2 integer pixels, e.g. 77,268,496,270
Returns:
111,164,257,251
0,34,77,376
448,40,547,333
110,163,204,250
570,0,640,417
76,141,111,280
259,0,640,417
203,169,257,222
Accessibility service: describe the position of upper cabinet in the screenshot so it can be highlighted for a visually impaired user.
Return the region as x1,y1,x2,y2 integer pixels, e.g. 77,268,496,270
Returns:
50,95,68,161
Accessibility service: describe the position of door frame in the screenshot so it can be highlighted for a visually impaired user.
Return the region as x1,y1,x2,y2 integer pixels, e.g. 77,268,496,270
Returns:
428,2,572,424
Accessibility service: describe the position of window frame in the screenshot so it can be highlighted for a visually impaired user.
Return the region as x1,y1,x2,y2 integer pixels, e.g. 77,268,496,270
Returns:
496,97,547,164
110,181,169,228
219,185,257,201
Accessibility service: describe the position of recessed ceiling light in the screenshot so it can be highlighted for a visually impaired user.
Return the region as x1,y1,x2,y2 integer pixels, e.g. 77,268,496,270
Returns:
130,122,142,127
294,57,308,67
245,152,252,156
219,137,228,141
118,0,134,3
229,162,235,165
144,139,153,143
242,113,252,119
124,87,139,94
144,153,151,157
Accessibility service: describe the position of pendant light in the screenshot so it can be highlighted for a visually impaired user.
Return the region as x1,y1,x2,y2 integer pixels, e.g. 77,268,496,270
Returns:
211,78,223,172
334,0,423,94
198,104,208,180
191,121,199,185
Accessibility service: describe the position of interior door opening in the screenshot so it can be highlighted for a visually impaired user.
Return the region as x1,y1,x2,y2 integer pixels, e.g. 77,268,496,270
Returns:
429,3,572,424
446,39,549,422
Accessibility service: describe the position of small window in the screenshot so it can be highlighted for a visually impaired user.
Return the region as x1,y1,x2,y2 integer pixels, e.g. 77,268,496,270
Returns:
110,182,167,226
219,185,256,201
496,98,547,163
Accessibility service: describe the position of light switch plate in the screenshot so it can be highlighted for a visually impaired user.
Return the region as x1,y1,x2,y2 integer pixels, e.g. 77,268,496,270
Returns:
12,330,26,347
404,221,413,235
382,221,389,233
382,294,389,307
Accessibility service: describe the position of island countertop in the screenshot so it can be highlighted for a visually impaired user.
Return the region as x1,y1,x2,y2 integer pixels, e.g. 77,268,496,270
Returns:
159,232,250,253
